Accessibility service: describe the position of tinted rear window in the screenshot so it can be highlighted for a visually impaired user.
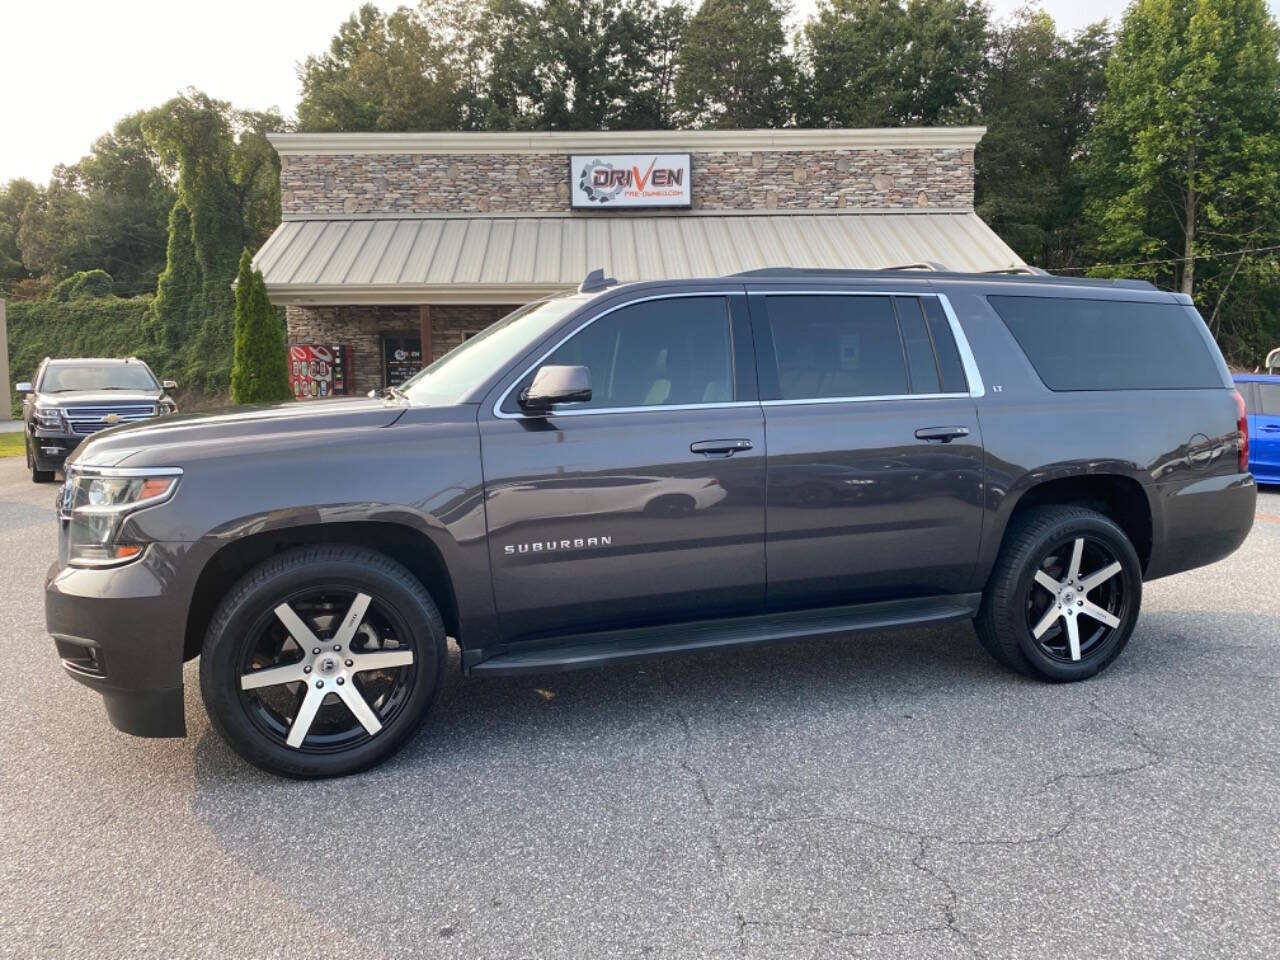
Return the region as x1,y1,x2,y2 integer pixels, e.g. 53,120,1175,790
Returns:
1260,382,1280,415
767,295,908,399
988,296,1224,391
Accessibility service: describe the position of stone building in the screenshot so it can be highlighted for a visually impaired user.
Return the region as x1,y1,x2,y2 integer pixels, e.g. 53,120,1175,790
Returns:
255,127,1021,395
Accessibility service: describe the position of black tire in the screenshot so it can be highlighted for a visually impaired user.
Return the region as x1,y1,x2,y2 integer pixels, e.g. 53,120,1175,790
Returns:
27,438,54,483
199,545,446,778
975,505,1142,682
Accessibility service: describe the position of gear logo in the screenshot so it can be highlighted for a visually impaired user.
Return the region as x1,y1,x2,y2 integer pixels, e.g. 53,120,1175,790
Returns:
578,158,625,204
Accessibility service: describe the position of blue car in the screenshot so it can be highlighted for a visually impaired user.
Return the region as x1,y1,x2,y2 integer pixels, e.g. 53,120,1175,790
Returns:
1235,374,1280,484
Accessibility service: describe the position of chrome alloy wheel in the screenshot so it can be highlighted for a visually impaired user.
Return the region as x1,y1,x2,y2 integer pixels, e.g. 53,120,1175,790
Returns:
1026,536,1128,663
238,589,416,750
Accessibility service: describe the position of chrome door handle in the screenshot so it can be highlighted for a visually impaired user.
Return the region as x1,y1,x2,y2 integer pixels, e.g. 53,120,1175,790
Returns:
690,438,753,457
915,426,969,443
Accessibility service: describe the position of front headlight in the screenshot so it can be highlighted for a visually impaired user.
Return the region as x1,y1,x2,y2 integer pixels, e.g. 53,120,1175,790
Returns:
34,404,64,430
60,467,182,567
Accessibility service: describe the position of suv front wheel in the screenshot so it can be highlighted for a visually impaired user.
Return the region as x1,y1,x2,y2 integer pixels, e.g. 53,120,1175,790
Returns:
26,437,55,483
976,505,1142,682
200,545,446,778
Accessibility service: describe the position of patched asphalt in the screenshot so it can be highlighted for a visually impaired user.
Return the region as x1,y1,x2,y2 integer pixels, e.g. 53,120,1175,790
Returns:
0,454,1276,959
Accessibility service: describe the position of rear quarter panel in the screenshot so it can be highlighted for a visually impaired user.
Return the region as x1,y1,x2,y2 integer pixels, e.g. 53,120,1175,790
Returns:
945,286,1254,586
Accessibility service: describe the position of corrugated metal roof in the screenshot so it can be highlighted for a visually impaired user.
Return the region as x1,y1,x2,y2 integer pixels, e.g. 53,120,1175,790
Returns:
255,211,1023,304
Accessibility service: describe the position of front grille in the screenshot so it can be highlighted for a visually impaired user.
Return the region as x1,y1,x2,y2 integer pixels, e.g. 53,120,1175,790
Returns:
63,403,157,436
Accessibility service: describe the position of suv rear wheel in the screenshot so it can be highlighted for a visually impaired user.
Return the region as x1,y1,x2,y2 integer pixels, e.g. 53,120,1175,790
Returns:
976,505,1142,682
199,545,446,778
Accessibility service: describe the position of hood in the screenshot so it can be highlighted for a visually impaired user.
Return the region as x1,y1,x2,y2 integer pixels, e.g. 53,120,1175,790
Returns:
40,389,162,406
69,396,409,468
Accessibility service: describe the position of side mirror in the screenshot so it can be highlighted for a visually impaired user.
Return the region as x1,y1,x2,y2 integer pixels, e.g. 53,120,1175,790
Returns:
15,382,33,394
162,380,178,390
519,365,592,412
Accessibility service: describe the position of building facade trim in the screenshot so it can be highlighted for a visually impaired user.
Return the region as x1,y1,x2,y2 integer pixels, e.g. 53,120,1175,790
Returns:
269,127,987,156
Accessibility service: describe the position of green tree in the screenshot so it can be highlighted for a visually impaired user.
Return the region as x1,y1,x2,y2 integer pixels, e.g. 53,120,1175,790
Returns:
977,11,1111,269
230,250,290,404
0,179,40,291
796,0,989,127
141,90,285,392
74,113,175,294
148,200,202,354
49,269,114,302
613,1,687,129
16,168,90,279
7,115,173,295
301,0,688,132
1084,0,1280,360
675,0,793,128
297,2,474,131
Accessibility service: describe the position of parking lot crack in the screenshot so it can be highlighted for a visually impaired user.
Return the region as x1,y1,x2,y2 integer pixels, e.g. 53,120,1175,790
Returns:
1039,695,1166,792
656,666,747,957
730,810,1077,849
912,836,986,959
739,917,951,942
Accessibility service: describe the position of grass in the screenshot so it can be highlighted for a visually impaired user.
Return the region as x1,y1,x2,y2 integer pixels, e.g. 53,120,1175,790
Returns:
0,431,26,459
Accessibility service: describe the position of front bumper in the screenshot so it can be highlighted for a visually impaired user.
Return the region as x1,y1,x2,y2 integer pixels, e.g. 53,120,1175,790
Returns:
44,543,201,738
29,430,81,470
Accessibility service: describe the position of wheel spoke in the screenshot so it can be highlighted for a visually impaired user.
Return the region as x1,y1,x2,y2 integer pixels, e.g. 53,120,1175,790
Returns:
285,686,326,748
1034,570,1061,595
274,603,320,650
338,683,383,736
350,648,414,673
240,661,308,691
1066,538,1085,583
1032,605,1061,639
1064,613,1082,661
1080,601,1121,629
332,592,372,649
1080,561,1122,594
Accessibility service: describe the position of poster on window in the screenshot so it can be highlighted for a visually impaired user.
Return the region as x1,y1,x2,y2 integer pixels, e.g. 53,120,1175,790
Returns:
289,344,351,399
381,336,423,387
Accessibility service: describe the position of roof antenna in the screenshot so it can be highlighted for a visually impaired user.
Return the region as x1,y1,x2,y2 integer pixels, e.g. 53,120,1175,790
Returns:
579,268,618,293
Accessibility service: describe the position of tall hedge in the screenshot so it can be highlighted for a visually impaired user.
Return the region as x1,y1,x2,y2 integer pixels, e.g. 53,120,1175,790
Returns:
6,296,171,417
229,251,290,404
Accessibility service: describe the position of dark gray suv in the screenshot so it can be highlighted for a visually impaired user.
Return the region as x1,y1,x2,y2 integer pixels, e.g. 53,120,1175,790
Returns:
19,357,178,483
45,270,1257,777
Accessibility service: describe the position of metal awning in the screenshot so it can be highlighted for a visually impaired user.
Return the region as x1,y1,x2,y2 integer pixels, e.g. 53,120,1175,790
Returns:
255,210,1024,305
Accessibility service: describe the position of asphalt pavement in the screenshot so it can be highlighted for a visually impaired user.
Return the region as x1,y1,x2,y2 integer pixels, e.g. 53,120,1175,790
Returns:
1,454,1277,960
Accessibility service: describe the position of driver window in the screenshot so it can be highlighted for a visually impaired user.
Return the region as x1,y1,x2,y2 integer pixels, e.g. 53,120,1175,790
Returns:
516,296,734,411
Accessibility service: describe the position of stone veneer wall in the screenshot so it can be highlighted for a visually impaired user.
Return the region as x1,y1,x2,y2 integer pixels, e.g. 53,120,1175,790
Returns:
286,304,520,391
280,148,974,217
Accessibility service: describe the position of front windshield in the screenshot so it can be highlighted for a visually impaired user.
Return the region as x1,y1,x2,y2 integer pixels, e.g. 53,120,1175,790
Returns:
39,363,158,393
400,293,595,403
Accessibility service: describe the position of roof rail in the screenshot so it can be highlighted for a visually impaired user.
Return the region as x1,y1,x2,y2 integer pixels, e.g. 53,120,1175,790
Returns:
732,264,948,278
983,265,1049,277
579,268,618,293
880,261,947,272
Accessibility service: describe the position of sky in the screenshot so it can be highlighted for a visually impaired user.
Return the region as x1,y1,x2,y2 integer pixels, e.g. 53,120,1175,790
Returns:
1,0,1277,185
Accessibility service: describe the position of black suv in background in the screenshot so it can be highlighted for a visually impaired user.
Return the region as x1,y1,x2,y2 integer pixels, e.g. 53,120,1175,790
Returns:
45,269,1256,777
19,357,177,483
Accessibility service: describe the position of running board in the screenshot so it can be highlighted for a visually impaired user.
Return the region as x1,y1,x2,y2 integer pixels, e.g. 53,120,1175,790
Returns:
467,594,981,677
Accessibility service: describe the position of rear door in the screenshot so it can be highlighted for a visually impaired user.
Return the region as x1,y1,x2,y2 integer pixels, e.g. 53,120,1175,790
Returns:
1255,380,1280,483
749,288,985,609
479,291,766,642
